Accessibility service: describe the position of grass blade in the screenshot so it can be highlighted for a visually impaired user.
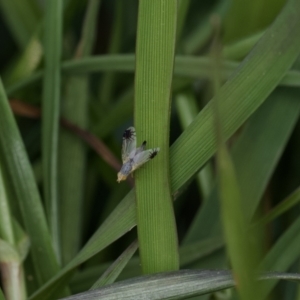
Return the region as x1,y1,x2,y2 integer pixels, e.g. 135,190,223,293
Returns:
257,186,300,225
261,216,300,297
90,240,138,289
0,79,59,285
98,0,121,108
59,0,101,265
175,93,214,199
3,35,42,87
134,0,179,273
6,55,300,95
42,0,63,260
70,237,223,293
0,168,26,299
232,87,300,220
59,270,300,300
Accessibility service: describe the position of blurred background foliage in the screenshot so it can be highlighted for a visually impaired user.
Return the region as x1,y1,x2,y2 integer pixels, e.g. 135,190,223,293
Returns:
1,0,300,299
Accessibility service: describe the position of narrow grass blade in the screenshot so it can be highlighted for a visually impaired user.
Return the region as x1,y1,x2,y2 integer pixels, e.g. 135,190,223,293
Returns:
98,0,121,107
59,76,89,265
0,80,59,285
0,0,40,47
42,0,63,260
134,0,179,273
0,168,26,299
6,55,300,95
177,0,190,42
90,240,138,289
182,0,229,54
13,220,30,263
0,168,15,246
59,0,101,266
257,187,300,225
232,87,300,220
218,145,259,300
70,237,224,294
59,270,300,300
223,31,264,60
212,23,261,299
260,216,300,298
175,93,214,199
3,35,42,86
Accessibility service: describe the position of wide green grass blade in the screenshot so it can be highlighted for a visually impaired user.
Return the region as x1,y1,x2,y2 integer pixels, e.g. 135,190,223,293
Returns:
42,0,63,260
90,240,138,289
60,270,300,300
134,0,179,274
6,55,300,95
59,0,101,266
0,80,60,286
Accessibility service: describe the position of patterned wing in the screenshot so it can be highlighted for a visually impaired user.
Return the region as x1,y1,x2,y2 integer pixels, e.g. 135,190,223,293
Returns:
135,141,146,155
121,127,136,163
131,148,160,171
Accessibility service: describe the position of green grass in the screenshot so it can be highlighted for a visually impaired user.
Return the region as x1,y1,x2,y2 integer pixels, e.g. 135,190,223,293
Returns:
1,0,300,299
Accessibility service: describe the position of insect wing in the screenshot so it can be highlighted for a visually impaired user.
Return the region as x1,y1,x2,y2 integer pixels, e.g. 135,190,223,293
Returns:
122,127,136,163
134,141,146,155
132,148,160,171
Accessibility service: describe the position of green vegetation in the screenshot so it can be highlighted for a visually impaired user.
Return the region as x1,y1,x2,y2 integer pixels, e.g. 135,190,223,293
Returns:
0,0,300,299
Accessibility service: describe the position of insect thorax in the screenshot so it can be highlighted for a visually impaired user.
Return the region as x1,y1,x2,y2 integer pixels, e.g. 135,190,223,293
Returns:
120,161,133,176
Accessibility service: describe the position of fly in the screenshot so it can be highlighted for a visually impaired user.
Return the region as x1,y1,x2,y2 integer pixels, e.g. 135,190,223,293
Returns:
117,126,160,183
